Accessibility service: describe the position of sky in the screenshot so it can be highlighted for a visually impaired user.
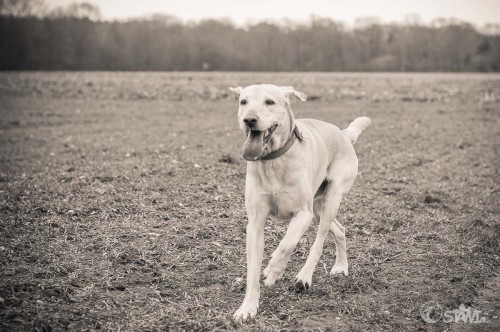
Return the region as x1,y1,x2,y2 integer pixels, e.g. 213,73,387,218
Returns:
45,0,500,26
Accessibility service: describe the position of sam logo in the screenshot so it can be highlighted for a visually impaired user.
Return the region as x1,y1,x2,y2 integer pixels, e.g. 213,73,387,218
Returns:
420,302,489,324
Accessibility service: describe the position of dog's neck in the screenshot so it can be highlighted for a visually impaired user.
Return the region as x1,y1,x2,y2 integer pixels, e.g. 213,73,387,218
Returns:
258,102,304,161
261,126,303,161
286,100,296,134
267,102,296,153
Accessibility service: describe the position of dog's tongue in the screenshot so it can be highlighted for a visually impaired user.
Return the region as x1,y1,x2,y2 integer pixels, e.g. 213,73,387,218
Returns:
243,130,265,160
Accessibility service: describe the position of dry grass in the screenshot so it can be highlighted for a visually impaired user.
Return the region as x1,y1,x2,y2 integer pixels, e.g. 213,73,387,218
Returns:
0,72,499,331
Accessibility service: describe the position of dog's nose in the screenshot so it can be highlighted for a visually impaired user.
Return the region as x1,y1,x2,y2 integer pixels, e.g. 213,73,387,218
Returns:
243,116,258,128
243,115,257,128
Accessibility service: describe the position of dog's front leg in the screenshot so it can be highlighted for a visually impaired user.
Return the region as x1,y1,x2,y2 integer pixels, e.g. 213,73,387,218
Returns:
233,199,269,323
263,209,313,286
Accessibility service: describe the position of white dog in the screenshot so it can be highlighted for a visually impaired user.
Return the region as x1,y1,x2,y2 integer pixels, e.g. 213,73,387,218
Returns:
230,84,371,322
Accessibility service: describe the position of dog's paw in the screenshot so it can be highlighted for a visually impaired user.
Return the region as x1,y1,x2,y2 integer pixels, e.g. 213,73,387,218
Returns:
263,269,283,287
263,262,286,287
293,278,311,292
233,303,258,323
330,262,348,277
294,268,313,292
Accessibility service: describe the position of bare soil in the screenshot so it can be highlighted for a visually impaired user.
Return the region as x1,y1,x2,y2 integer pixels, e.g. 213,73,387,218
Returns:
0,72,499,331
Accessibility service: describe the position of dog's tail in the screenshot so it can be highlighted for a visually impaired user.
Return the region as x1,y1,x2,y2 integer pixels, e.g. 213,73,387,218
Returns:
342,116,371,145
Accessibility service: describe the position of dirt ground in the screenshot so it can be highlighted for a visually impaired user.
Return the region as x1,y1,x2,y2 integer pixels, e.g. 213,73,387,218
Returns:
0,72,499,331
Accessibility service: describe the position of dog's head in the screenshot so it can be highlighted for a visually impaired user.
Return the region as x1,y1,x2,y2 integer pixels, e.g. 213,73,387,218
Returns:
229,84,307,161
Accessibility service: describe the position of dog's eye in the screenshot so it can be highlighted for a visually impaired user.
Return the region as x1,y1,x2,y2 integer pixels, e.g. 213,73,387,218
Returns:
240,99,247,106
265,99,275,106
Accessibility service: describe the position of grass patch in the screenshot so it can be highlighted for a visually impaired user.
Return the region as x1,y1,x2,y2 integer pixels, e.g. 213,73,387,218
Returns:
0,72,499,331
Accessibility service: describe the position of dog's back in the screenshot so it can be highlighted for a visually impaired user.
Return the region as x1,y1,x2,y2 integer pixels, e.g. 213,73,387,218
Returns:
297,117,371,147
296,117,370,169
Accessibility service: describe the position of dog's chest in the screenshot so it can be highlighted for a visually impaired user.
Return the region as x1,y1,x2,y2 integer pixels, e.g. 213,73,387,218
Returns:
255,163,293,194
268,192,302,220
253,164,307,219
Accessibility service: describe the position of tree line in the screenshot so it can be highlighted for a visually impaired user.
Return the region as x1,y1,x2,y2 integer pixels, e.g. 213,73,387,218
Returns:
1,1,499,71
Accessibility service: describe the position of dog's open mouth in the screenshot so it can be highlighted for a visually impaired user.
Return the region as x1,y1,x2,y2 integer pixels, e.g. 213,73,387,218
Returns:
263,124,278,143
243,124,278,160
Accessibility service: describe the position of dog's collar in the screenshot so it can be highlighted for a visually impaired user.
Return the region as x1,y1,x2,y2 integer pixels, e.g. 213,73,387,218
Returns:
259,126,304,161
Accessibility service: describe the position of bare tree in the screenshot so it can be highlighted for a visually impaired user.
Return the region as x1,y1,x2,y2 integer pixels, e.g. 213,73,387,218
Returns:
1,4,499,72
49,2,101,21
0,0,46,16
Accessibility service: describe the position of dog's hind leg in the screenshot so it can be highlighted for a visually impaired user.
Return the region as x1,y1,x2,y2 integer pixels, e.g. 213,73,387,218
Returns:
294,184,344,291
263,209,313,287
329,218,348,276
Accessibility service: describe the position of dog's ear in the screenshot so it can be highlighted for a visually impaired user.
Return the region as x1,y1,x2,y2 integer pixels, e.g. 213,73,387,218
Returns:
280,86,307,102
229,86,242,96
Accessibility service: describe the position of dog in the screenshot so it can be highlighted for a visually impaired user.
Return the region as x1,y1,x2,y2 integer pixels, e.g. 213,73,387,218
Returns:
229,84,371,322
